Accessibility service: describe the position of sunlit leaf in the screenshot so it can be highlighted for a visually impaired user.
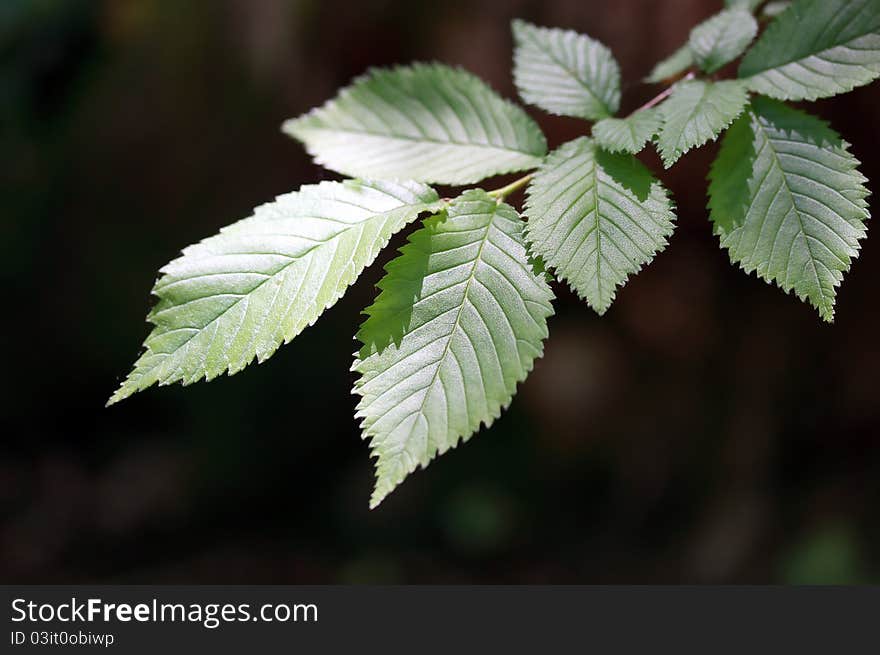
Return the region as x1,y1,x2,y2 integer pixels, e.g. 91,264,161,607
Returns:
109,180,441,405
284,64,547,185
656,79,749,168
512,19,621,120
353,190,554,507
525,137,676,314
593,109,663,155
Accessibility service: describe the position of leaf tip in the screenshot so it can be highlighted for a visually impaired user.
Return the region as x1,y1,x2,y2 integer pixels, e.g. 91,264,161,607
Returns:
280,116,302,138
369,474,396,509
105,382,134,408
819,304,836,324
511,17,529,33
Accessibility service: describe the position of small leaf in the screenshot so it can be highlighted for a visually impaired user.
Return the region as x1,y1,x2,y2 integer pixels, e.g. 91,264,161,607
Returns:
761,1,791,18
109,180,442,405
284,63,547,185
739,0,880,101
353,190,554,508
689,9,758,73
657,79,749,168
512,19,621,120
524,137,676,314
708,98,870,321
593,109,663,154
646,44,695,83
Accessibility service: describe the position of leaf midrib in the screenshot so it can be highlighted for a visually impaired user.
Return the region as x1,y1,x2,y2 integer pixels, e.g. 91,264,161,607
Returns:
751,111,827,311
402,210,496,449
297,124,542,157
142,209,412,374
591,153,603,305
674,83,712,151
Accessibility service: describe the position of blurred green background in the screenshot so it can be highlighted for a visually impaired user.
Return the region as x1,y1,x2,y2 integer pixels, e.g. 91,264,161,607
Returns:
2,0,879,583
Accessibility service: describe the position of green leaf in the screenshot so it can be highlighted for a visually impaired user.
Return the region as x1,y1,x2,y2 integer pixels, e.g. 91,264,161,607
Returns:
689,9,758,73
646,44,695,83
761,1,791,18
657,79,749,168
283,64,547,185
524,137,676,314
739,0,880,101
593,109,663,154
353,190,554,508
109,180,442,405
512,19,620,120
708,98,870,321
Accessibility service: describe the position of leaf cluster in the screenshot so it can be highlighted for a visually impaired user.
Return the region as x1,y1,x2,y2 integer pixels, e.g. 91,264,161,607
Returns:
111,0,877,506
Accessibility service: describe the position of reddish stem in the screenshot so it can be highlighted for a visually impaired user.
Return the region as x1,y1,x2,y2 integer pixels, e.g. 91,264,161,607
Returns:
629,71,695,116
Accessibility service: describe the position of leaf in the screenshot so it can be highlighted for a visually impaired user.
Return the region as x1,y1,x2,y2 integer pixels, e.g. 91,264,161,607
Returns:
689,8,758,73
353,190,554,508
109,180,442,405
512,19,621,120
283,63,547,185
657,79,749,168
646,44,695,83
738,0,880,101
708,98,870,321
593,109,663,154
524,137,676,314
761,1,791,18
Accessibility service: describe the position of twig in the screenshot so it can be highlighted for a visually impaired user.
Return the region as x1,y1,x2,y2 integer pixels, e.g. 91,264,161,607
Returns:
487,174,533,201
629,71,695,116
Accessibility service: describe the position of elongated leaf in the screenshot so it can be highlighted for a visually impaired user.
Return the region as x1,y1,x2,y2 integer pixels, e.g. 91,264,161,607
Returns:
284,64,547,185
512,19,620,120
353,190,554,508
646,44,695,83
689,9,758,73
739,0,880,101
593,109,663,154
762,1,791,18
524,137,676,314
109,180,442,405
708,98,870,321
657,79,749,168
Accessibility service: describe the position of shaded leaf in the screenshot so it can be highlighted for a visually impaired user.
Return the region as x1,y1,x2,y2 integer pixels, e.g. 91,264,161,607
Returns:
646,44,695,83
739,0,880,101
708,98,870,321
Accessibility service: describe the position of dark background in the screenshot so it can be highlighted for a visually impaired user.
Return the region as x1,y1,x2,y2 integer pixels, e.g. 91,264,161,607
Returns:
3,0,879,584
